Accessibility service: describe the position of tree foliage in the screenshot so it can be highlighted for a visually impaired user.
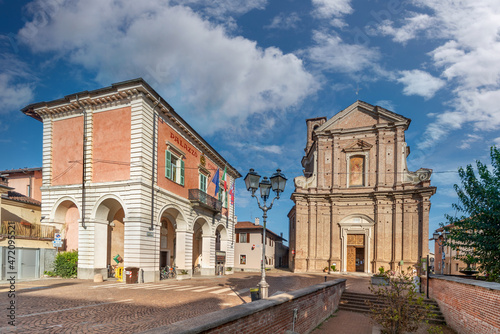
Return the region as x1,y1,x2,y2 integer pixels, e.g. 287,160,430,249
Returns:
443,146,500,282
367,267,436,334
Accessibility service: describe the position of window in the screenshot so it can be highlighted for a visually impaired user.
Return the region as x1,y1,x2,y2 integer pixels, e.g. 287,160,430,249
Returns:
200,173,207,192
165,150,184,185
349,156,364,187
240,255,246,265
239,233,248,243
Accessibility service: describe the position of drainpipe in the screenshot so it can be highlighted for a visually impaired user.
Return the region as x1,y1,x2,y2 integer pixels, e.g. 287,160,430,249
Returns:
150,98,161,231
76,95,87,229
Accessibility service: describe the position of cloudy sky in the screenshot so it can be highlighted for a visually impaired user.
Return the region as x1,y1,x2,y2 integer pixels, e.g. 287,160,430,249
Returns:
1,0,500,251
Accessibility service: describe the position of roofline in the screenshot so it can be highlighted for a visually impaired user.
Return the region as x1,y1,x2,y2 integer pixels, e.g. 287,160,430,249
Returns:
21,78,241,178
0,167,42,174
235,222,286,241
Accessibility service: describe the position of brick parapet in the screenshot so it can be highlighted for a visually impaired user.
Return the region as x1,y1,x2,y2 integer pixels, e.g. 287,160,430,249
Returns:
422,275,500,334
141,278,346,334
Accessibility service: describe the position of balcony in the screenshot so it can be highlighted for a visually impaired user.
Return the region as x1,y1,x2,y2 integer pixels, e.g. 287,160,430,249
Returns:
188,189,222,214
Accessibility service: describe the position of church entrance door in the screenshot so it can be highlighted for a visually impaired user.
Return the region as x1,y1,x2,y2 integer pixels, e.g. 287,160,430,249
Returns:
346,234,365,272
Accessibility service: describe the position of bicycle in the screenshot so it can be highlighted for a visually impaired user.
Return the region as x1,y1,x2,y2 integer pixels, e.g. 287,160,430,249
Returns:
169,266,176,278
160,267,169,280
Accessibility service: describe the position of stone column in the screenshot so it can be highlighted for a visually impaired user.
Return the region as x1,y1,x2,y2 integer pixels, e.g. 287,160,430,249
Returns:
201,234,215,275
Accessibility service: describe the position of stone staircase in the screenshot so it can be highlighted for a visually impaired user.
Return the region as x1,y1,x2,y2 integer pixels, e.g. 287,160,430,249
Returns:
339,291,446,325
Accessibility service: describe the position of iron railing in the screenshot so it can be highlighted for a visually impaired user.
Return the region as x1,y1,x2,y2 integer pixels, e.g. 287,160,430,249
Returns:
188,189,222,213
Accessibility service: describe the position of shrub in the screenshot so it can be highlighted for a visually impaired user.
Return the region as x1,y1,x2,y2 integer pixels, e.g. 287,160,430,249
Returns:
53,250,78,278
366,266,437,334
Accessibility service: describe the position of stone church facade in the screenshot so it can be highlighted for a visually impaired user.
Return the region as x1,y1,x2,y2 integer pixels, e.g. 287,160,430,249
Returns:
288,101,436,274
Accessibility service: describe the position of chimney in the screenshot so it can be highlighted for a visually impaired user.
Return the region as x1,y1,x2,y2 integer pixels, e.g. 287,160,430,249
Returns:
255,217,260,225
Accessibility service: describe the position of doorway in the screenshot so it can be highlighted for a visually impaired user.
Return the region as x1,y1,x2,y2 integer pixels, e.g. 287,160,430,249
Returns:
346,234,365,272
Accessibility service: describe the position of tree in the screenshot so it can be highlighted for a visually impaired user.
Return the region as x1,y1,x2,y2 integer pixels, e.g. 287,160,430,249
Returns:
443,146,500,282
367,267,436,334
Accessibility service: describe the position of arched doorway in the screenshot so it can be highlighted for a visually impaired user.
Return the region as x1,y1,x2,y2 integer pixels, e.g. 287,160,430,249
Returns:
93,197,125,275
53,199,80,251
339,215,374,273
192,218,210,275
159,218,176,269
215,224,228,275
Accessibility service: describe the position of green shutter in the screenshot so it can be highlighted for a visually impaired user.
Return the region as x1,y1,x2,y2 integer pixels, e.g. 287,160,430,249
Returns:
165,151,171,179
180,160,185,186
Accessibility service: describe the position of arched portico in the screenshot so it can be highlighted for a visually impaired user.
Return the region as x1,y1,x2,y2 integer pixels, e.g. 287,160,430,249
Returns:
52,197,80,251
192,217,212,276
158,205,189,276
91,195,126,277
215,224,229,275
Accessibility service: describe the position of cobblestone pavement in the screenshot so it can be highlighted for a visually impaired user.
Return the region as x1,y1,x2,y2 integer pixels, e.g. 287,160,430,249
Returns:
0,270,343,334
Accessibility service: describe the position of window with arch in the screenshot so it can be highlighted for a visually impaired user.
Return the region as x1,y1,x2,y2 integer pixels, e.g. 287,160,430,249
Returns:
349,155,365,187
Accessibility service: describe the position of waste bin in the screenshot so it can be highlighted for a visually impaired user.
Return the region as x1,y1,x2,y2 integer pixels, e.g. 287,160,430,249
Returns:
125,267,139,284
250,287,260,301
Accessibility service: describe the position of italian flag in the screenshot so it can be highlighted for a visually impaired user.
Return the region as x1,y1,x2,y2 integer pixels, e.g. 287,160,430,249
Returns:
222,166,228,191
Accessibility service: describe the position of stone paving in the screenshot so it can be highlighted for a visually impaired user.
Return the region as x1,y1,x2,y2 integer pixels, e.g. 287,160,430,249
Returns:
0,271,455,333
0,270,334,333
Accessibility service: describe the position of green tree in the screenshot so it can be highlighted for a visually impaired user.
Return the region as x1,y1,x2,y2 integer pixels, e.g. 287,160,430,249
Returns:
443,146,500,282
367,267,436,334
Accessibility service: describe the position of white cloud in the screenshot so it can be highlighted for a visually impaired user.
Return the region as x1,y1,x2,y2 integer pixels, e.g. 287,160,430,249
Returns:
376,13,434,43
311,0,353,19
18,0,318,135
493,137,500,146
375,100,396,111
230,142,282,154
0,74,33,113
376,1,500,150
307,31,380,74
265,12,301,30
397,70,445,99
458,134,482,150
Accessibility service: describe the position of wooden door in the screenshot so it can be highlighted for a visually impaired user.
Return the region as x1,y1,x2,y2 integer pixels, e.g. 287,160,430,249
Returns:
355,247,364,272
347,246,356,272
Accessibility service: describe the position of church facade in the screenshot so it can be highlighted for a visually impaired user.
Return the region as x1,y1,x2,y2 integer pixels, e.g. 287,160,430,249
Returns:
288,101,436,274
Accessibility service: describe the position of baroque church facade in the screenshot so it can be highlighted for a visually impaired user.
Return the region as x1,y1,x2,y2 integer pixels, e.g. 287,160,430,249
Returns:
288,101,436,274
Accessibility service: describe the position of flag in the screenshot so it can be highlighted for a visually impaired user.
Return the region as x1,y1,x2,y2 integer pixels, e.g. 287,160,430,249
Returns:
229,181,235,205
211,169,220,195
222,166,228,192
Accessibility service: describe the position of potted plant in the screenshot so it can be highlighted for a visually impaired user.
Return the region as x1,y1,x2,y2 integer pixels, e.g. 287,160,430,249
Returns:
323,266,328,273
459,254,479,276
371,266,390,285
330,264,337,272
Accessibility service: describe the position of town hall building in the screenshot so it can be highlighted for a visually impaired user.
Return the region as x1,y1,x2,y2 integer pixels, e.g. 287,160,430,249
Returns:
22,78,240,282
288,101,436,274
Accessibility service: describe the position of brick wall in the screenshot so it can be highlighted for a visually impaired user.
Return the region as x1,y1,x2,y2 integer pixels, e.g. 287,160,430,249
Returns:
143,278,346,334
422,276,500,334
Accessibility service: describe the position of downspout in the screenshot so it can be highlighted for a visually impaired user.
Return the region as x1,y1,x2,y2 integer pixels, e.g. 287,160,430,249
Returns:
76,95,87,229
150,98,160,231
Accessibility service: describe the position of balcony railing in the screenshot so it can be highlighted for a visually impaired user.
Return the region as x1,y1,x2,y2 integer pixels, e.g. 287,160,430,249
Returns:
188,189,222,213
0,221,55,240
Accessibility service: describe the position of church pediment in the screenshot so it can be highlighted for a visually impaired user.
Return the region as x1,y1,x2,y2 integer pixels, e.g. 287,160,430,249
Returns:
316,100,410,133
343,140,373,152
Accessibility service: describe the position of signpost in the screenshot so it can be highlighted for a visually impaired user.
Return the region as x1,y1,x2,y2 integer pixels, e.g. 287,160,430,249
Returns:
53,233,63,251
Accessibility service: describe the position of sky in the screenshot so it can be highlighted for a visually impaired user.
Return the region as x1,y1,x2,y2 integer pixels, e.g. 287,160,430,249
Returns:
1,0,500,252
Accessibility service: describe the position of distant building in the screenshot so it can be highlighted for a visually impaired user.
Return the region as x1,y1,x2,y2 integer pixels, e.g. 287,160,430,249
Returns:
0,169,55,280
289,101,436,274
22,78,240,282
433,226,468,275
234,219,287,272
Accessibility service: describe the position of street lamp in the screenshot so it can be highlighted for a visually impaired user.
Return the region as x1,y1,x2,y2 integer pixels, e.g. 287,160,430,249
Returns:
244,168,287,299
433,230,450,275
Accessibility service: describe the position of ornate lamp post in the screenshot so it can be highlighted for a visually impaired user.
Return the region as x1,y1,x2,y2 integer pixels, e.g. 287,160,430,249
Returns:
433,230,450,275
244,168,287,299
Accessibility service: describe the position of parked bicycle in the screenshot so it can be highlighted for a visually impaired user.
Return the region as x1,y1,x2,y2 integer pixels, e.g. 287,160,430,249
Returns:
160,267,169,280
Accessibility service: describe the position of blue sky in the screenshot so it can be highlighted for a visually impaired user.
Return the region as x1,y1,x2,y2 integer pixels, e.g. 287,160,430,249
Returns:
1,0,500,252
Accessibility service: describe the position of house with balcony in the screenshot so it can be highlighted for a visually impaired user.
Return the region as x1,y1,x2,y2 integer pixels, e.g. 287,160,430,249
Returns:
22,78,240,282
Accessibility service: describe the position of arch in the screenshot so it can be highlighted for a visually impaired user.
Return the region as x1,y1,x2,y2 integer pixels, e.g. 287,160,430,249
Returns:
192,217,211,274
157,203,188,231
91,194,127,221
52,196,80,222
338,214,375,274
52,197,80,251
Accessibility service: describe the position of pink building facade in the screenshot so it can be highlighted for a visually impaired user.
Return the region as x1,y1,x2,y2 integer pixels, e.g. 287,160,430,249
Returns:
23,79,240,281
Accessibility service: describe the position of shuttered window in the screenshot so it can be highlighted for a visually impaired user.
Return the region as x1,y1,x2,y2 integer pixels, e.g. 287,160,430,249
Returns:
165,150,184,186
